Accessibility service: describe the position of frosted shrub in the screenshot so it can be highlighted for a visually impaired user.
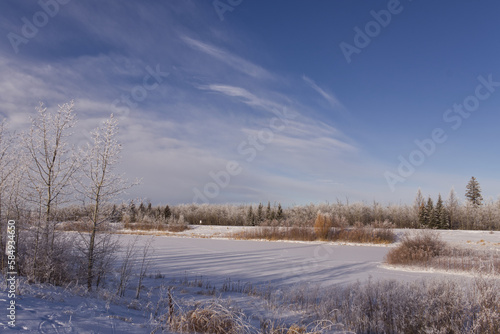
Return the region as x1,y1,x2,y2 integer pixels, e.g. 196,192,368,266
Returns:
385,230,446,265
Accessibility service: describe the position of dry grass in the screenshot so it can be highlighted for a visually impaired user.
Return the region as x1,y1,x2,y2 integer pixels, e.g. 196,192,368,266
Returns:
330,227,396,244
124,221,190,232
313,213,332,240
57,221,93,232
232,226,317,241
233,225,395,244
169,301,250,334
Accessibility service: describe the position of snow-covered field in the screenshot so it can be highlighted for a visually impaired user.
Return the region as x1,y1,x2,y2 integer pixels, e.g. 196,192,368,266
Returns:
1,227,498,333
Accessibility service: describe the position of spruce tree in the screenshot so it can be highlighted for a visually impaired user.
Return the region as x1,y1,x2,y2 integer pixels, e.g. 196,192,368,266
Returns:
446,188,459,229
426,197,435,228
257,203,263,224
164,205,171,219
129,201,137,222
434,194,449,229
247,206,255,226
266,201,272,221
465,176,483,206
276,203,283,220
418,203,427,227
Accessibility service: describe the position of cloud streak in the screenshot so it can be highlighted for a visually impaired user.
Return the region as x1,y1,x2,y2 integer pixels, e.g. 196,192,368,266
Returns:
181,35,273,80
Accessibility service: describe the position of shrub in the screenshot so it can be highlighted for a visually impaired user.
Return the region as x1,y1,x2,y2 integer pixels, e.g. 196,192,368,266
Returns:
385,230,446,265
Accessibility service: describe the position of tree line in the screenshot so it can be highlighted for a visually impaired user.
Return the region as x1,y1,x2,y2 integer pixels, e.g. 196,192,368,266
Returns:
99,174,497,231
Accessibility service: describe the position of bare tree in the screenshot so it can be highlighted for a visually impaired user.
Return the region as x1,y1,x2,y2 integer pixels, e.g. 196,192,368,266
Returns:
116,237,137,297
0,120,17,215
0,120,18,270
22,101,79,280
76,114,137,291
135,237,153,299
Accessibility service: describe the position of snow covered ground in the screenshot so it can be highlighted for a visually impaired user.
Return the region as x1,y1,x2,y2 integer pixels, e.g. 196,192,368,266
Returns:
1,227,498,332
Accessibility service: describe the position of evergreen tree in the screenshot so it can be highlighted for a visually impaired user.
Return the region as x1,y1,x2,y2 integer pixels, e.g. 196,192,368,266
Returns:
418,202,427,227
266,201,272,220
433,194,449,229
257,203,263,224
129,200,136,222
246,206,255,226
276,203,283,220
426,197,435,228
164,205,171,219
446,188,459,229
465,176,483,206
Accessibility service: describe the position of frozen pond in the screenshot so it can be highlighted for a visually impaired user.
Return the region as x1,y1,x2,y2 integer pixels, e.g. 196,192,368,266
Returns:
119,234,450,287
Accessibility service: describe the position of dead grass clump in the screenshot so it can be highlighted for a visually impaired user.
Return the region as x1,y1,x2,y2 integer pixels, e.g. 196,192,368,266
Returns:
232,227,316,241
313,213,332,240
166,224,190,232
331,227,396,244
262,320,342,334
385,230,447,265
57,221,92,232
169,301,250,334
234,225,395,244
123,221,189,232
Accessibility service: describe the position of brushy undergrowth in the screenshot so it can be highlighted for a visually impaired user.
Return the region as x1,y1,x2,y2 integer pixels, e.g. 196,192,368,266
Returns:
327,278,500,334
158,275,500,334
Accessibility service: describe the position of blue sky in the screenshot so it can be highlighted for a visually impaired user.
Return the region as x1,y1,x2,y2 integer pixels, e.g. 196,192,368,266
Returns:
1,0,500,206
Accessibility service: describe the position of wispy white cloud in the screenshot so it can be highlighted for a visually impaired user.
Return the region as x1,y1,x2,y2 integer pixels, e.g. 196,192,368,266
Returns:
181,35,273,80
302,75,345,112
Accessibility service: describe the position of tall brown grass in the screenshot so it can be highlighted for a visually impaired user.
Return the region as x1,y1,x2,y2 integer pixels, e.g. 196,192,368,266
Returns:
233,224,396,244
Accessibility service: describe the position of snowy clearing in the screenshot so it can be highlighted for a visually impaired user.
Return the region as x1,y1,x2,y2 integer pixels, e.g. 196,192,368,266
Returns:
2,227,498,333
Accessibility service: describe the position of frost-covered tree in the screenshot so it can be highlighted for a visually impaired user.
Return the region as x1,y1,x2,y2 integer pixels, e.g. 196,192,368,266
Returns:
0,120,19,270
23,101,79,280
413,188,424,213
465,176,483,206
446,187,459,229
76,114,137,291
0,120,17,217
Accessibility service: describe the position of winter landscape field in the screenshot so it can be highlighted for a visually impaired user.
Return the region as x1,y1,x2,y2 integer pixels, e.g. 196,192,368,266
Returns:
1,227,498,333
